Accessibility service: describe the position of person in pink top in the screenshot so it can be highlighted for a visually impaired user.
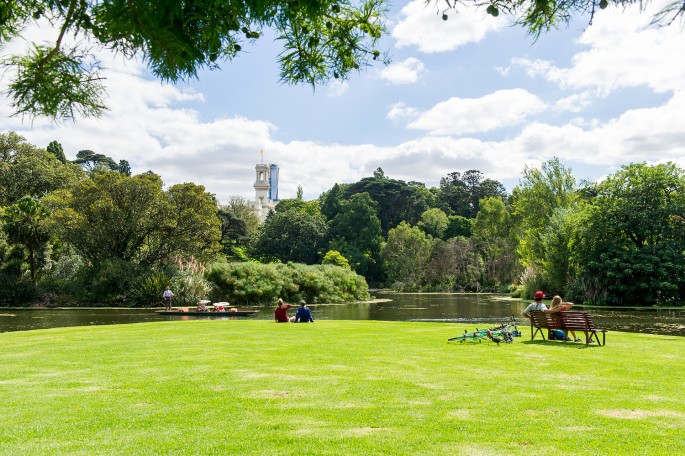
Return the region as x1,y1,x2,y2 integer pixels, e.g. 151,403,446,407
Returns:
274,298,295,323
546,295,580,342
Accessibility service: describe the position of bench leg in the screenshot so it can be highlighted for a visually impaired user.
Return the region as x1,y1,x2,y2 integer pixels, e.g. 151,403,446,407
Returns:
595,331,606,346
531,327,546,341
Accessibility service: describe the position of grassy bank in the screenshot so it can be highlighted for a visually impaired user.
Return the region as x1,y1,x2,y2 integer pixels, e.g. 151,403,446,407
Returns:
1,320,683,455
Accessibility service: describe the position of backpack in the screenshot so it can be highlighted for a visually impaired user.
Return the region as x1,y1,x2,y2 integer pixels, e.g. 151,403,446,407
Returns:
549,329,566,341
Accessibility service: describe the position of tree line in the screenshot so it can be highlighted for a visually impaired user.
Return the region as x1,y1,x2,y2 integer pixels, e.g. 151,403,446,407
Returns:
244,161,685,307
2,131,684,307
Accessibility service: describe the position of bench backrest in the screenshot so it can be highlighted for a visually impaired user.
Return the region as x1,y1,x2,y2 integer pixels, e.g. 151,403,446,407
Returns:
529,311,562,329
559,311,595,330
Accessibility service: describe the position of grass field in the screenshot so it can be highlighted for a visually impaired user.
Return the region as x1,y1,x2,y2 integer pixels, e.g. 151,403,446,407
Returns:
1,319,684,455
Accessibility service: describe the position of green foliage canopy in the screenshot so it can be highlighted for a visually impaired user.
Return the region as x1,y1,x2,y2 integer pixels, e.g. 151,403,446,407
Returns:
252,208,329,264
512,157,577,271
45,171,221,267
344,171,431,234
0,0,388,121
329,192,383,279
0,132,85,206
574,162,685,306
1,196,51,283
440,0,685,39
381,221,432,289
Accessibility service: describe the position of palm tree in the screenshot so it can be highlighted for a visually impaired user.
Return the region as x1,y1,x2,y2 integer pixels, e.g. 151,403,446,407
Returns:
2,196,51,283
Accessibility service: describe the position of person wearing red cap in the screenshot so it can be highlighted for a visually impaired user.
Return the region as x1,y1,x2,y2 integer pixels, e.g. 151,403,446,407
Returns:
523,290,548,318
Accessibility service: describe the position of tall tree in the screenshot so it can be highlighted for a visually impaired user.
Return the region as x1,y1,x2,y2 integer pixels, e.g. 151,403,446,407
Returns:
117,159,132,176
423,237,483,292
437,170,506,218
511,158,577,273
0,132,84,206
345,172,430,234
46,171,220,266
72,150,118,173
319,183,349,221
218,195,261,257
381,221,432,290
46,141,66,163
1,196,51,283
417,208,449,239
473,197,518,288
251,209,329,264
329,192,383,280
444,215,472,239
574,163,685,306
164,183,222,263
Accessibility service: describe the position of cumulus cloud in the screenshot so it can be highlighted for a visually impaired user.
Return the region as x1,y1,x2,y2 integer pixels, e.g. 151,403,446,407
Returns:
407,89,547,135
392,0,507,53
4,1,685,203
378,57,426,84
512,1,685,95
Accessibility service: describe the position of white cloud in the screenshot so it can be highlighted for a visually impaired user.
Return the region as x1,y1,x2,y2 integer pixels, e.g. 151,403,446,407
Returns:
327,80,349,97
495,66,511,77
554,91,595,113
378,57,426,84
512,1,685,95
408,89,546,135
392,0,507,53
503,89,685,166
4,1,685,203
387,102,419,120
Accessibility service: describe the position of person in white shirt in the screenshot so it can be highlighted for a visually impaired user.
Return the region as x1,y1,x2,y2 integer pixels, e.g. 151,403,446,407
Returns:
163,286,174,311
522,290,547,318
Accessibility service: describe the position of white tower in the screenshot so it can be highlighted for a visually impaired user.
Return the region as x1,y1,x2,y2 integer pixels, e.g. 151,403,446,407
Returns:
250,163,278,221
254,163,270,206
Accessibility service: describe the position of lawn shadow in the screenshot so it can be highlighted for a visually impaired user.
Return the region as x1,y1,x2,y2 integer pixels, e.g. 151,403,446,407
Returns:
522,339,604,349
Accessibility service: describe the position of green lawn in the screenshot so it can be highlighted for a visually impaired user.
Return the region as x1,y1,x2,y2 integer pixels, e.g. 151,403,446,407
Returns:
1,320,683,455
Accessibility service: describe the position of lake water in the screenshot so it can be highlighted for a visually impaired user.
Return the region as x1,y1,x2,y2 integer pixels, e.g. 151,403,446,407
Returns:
1,292,684,336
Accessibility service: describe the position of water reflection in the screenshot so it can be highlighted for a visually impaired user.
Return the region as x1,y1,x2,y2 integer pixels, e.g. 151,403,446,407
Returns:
1,292,684,336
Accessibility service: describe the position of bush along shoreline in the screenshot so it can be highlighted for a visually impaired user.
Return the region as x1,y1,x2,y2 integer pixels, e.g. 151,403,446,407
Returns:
206,261,370,305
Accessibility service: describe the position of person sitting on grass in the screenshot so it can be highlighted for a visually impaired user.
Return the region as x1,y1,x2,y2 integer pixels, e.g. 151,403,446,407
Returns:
295,300,314,323
546,295,581,342
274,298,295,323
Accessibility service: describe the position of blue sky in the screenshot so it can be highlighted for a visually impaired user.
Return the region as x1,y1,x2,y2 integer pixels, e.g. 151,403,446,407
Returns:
2,0,684,203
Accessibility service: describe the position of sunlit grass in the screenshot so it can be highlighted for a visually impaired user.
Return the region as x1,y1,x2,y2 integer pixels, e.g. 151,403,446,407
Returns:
1,320,683,454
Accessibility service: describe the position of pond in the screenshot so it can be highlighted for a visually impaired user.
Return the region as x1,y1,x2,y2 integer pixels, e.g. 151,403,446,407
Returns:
1,292,684,336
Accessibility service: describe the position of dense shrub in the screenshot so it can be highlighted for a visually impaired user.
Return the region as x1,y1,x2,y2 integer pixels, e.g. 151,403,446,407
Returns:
72,260,144,304
0,274,36,306
128,272,172,307
206,262,370,305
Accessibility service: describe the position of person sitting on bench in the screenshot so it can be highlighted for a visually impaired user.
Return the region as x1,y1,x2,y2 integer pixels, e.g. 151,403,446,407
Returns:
523,291,547,318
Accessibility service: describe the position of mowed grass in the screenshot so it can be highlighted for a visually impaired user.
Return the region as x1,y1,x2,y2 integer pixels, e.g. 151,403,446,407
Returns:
1,320,684,455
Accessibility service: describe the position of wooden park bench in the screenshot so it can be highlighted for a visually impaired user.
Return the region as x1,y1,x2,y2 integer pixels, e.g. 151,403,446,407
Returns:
529,310,607,346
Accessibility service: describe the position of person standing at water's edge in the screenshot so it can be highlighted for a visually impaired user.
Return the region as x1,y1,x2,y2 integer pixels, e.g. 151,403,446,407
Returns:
274,298,295,323
163,286,174,311
295,300,314,323
522,290,547,318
